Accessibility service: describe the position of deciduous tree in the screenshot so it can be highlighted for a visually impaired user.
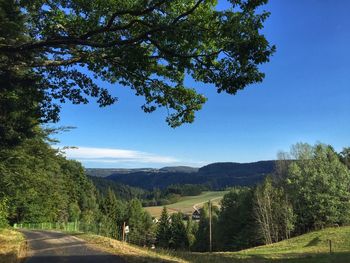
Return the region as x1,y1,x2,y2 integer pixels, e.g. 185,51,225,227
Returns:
0,0,275,129
287,144,350,233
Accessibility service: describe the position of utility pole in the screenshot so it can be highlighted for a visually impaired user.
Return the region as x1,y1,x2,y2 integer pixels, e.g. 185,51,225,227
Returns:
122,222,126,242
209,199,212,252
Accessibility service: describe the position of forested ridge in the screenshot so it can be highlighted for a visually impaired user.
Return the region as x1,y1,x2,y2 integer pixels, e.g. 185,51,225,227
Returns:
91,160,275,190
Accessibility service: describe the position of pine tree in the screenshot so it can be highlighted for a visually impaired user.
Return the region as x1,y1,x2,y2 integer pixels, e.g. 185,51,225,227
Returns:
127,199,152,245
100,188,124,238
186,218,197,250
169,213,188,250
156,207,171,248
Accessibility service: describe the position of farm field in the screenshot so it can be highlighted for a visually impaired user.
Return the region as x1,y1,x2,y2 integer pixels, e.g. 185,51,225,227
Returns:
144,191,228,218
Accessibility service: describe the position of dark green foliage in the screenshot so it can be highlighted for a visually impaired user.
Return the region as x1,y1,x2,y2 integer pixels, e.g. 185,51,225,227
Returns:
99,189,125,238
68,202,81,222
91,176,208,206
0,198,8,228
186,218,197,250
90,176,147,201
339,147,350,170
105,161,275,190
0,69,41,147
0,0,274,129
156,207,171,248
127,199,153,245
286,144,350,233
216,188,260,251
169,213,189,250
0,0,60,147
156,209,189,250
0,129,98,225
0,127,156,244
208,143,350,252
193,203,219,252
165,184,207,196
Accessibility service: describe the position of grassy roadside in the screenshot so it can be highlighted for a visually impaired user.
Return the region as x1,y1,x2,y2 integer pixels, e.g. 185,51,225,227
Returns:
0,228,26,263
74,227,350,263
74,233,187,263
14,225,350,263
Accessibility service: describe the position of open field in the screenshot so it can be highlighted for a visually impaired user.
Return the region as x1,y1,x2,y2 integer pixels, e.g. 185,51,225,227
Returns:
166,226,350,263
0,228,26,263
144,191,228,218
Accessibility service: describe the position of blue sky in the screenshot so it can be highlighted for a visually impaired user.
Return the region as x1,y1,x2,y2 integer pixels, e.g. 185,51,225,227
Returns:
56,0,350,168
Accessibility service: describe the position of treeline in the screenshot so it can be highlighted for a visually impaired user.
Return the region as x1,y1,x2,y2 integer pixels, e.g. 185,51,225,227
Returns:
142,184,208,207
104,161,274,190
0,129,153,244
91,176,147,201
92,176,208,207
154,143,350,251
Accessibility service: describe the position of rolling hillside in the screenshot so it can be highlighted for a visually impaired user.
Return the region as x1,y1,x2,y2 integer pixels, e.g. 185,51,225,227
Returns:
87,161,276,190
167,226,350,263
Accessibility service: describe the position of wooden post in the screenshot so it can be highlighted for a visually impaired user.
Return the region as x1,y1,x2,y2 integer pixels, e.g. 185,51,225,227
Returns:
209,199,212,253
329,239,332,254
122,222,126,242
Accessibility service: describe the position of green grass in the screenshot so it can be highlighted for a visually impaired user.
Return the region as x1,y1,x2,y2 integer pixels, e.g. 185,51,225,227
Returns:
144,191,229,218
166,226,350,263
0,228,26,263
63,226,350,263
75,233,186,263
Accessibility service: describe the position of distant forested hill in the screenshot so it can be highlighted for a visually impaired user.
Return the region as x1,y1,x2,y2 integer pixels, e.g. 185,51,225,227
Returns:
87,161,276,190
90,176,147,200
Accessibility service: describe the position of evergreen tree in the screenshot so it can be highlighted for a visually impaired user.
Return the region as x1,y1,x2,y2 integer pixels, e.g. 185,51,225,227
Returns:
186,218,197,250
193,202,219,252
127,199,152,245
216,188,258,251
156,207,171,248
100,189,124,238
169,212,188,250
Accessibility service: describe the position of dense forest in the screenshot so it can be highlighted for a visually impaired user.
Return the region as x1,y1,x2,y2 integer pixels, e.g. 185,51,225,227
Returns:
154,143,350,251
90,161,275,190
0,128,154,244
91,176,208,206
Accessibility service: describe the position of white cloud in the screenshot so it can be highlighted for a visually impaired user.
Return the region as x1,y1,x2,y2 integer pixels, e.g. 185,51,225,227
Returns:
61,146,179,165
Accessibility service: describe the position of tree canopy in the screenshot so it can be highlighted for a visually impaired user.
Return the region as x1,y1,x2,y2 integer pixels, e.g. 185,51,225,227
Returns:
0,0,274,129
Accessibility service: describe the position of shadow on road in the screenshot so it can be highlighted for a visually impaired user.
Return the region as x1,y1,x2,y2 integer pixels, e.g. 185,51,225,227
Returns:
0,253,181,263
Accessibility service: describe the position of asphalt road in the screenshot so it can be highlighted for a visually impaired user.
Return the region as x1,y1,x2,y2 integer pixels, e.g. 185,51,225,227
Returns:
21,230,126,263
